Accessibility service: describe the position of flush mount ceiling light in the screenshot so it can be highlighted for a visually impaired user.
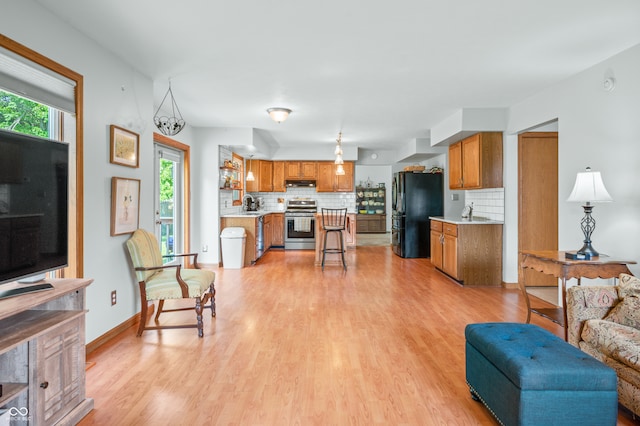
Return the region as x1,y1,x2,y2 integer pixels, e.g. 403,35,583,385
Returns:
266,107,292,123
154,81,186,136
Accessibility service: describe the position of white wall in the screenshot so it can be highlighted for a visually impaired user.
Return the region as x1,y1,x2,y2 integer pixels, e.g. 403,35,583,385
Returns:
504,43,640,283
5,0,166,343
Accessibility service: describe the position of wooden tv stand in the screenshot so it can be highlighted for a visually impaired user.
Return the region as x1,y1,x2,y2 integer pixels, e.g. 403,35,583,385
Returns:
0,278,93,425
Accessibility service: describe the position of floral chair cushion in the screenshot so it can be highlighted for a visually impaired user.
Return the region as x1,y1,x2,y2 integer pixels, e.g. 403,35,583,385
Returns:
605,295,640,330
582,319,640,371
619,273,640,299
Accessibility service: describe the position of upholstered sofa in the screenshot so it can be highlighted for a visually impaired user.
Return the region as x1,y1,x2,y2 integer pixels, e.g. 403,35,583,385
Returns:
566,273,640,417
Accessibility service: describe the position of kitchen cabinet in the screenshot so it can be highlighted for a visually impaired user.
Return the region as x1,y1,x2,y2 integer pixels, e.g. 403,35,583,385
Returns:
316,161,354,192
272,161,286,192
285,161,317,180
271,213,284,247
263,214,272,252
220,213,283,265
449,132,503,190
0,278,93,425
220,217,258,266
430,220,443,270
430,219,502,286
245,160,274,193
356,215,386,233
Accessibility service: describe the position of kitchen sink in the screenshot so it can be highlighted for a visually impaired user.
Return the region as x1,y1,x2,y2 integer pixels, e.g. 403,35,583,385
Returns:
241,211,262,215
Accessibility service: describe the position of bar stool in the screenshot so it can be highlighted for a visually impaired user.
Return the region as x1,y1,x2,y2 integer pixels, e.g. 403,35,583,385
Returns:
321,208,347,271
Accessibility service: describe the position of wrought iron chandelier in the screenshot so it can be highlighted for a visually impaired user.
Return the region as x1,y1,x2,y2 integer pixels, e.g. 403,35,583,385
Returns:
154,82,186,136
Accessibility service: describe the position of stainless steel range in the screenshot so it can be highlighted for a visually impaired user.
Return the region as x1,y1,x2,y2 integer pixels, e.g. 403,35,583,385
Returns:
284,198,317,250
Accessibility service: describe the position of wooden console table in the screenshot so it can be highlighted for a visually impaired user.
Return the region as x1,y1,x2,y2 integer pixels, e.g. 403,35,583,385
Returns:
519,250,636,341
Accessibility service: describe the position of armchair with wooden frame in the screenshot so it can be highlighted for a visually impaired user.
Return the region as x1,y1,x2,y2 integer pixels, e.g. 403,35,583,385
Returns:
126,229,216,337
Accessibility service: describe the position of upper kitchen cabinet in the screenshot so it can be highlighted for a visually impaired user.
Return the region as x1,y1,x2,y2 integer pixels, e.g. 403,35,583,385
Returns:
317,161,354,192
245,159,274,192
285,161,317,180
272,161,286,192
449,132,503,190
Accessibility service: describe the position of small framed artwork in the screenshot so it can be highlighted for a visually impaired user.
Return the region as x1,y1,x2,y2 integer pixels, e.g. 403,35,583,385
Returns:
110,125,139,168
111,177,140,236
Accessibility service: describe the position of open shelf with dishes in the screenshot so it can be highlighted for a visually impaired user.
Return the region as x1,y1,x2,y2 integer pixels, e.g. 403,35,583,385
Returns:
356,186,386,233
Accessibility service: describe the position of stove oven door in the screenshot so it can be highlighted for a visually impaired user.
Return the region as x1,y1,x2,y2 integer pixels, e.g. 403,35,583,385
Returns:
285,215,316,249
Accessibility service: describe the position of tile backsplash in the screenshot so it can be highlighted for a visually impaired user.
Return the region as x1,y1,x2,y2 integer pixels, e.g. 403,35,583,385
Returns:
221,187,357,215
464,188,504,222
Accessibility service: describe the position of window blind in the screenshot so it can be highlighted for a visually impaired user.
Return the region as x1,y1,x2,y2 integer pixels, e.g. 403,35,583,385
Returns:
0,46,76,113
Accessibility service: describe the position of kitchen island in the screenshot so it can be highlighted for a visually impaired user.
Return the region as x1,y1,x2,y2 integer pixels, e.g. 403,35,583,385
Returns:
314,212,357,267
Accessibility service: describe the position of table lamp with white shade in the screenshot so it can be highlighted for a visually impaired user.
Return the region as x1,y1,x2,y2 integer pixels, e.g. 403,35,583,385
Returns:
566,167,613,259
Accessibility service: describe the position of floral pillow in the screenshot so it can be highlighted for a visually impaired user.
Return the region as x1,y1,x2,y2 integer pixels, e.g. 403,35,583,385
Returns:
605,294,640,330
618,274,640,299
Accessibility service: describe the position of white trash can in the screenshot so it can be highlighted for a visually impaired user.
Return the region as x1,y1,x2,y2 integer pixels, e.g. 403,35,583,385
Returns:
220,227,246,269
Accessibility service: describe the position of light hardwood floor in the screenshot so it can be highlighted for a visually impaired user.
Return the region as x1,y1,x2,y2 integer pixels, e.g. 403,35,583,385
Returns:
80,246,638,425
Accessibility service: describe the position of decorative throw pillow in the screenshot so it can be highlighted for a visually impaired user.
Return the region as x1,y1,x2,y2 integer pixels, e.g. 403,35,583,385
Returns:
618,274,640,299
605,294,640,330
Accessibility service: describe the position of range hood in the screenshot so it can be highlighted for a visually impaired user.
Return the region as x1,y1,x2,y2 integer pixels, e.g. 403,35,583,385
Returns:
285,180,316,188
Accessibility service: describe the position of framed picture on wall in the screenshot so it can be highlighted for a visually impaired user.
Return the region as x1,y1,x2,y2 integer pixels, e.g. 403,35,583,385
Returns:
110,124,139,168
111,177,140,236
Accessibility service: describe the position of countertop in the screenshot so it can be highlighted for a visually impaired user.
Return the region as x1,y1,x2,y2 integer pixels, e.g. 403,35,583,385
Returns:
221,210,282,218
222,210,358,218
429,216,504,225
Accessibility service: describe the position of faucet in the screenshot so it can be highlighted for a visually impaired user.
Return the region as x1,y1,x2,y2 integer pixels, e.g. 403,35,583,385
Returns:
462,202,474,220
242,194,255,211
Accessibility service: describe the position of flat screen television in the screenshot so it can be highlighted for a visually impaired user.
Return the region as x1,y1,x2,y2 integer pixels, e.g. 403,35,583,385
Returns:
0,128,69,285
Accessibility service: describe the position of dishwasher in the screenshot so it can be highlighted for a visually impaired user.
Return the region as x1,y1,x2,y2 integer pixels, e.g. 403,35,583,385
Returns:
256,215,265,259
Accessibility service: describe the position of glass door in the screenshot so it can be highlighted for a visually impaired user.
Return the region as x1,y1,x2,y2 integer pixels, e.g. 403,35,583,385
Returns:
154,144,183,264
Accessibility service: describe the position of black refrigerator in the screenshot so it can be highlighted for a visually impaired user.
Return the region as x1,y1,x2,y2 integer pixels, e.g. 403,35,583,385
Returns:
391,172,444,258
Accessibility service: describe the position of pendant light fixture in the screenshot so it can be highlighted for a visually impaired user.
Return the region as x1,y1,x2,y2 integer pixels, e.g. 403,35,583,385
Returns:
246,155,255,182
154,81,186,136
334,132,345,175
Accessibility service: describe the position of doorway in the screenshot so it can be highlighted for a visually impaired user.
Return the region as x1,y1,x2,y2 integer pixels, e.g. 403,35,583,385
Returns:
154,144,183,263
518,132,558,287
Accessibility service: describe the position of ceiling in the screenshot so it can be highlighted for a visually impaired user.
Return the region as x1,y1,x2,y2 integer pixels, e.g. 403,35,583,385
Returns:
35,0,640,157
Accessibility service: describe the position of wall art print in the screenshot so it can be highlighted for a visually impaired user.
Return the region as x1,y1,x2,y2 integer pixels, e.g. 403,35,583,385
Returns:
111,177,140,236
110,124,139,168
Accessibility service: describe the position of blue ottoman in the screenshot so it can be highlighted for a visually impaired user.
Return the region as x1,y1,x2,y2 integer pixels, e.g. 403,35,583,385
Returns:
465,323,617,426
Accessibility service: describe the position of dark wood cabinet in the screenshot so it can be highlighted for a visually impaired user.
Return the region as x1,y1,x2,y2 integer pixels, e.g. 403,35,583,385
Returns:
356,214,386,233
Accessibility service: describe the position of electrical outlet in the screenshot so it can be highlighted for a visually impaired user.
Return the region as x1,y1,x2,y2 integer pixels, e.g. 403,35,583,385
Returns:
111,290,117,306
202,245,208,252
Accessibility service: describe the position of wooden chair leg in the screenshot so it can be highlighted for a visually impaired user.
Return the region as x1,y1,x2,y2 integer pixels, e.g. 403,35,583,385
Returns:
195,297,204,338
321,229,329,271
339,231,347,271
209,283,216,317
155,300,165,321
137,300,148,337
